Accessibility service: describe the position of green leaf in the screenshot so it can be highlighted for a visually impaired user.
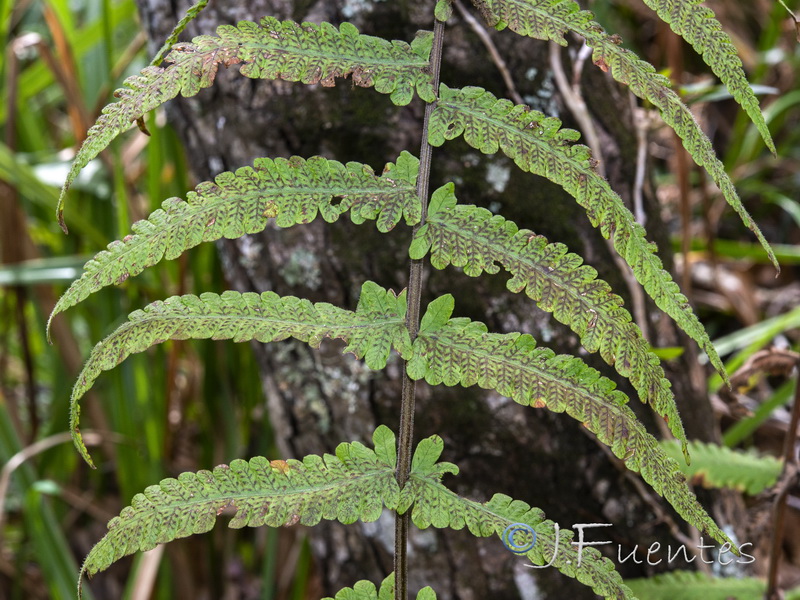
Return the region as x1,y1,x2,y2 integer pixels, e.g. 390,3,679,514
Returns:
435,1,454,22
49,153,420,336
475,2,778,271
639,0,775,154
659,440,782,495
418,294,454,334
649,346,684,360
625,571,766,600
428,85,730,385
70,282,410,466
80,433,400,584
321,574,438,600
403,477,635,599
416,588,437,600
410,435,444,473
409,435,458,479
372,425,398,470
413,191,687,450
408,313,736,550
57,19,435,229
150,0,209,66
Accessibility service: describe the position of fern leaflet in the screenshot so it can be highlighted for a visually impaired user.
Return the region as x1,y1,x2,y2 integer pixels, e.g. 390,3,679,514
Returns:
474,2,778,269
407,295,736,549
57,19,435,230
322,574,437,600
639,0,775,154
150,0,209,67
625,571,769,600
49,152,420,336
396,435,634,599
428,85,729,381
70,282,410,466
81,426,399,583
660,440,782,495
411,185,686,448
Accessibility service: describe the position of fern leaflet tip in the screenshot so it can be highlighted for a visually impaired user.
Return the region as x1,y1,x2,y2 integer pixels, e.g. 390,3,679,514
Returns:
661,440,782,495
56,199,68,235
639,0,776,155
480,2,779,276
150,0,209,67
70,415,96,468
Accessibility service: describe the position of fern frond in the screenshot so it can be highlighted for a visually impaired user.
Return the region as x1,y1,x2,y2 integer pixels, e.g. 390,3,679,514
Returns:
474,2,779,270
393,434,632,598
660,440,782,495
70,282,410,466
625,571,766,599
57,20,435,230
407,295,736,549
81,426,399,582
639,0,775,154
49,153,419,335
322,574,437,600
428,86,730,382
411,184,686,447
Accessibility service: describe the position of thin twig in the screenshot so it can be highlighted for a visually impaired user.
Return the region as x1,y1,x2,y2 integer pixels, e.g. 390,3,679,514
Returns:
0,431,116,533
777,0,800,43
548,41,652,344
631,96,648,227
4,37,38,442
130,546,165,600
766,360,800,599
394,17,446,600
663,24,693,299
548,41,604,173
453,0,524,105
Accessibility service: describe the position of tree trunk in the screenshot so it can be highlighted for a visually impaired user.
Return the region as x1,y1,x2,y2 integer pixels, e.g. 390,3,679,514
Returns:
134,1,738,597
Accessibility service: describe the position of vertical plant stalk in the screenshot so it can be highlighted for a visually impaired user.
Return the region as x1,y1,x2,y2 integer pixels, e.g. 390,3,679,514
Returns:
394,16,446,600
664,25,693,298
766,361,800,600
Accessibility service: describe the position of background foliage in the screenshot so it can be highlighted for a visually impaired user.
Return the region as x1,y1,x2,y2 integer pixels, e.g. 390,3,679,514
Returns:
1,0,799,598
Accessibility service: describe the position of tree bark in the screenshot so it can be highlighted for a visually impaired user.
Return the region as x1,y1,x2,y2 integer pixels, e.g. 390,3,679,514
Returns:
133,1,738,598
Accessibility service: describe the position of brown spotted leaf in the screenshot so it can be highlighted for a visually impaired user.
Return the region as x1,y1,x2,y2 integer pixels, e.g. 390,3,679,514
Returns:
80,427,399,582
410,185,686,450
70,282,411,466
57,18,434,229
475,1,777,270
49,153,419,335
406,297,736,553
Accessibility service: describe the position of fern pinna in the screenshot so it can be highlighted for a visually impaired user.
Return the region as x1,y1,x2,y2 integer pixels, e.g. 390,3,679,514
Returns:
52,1,776,598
